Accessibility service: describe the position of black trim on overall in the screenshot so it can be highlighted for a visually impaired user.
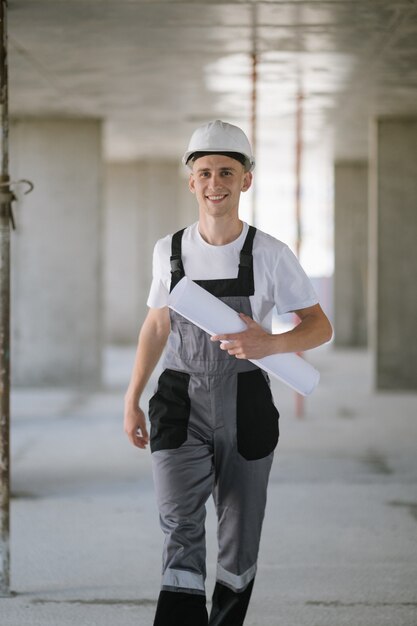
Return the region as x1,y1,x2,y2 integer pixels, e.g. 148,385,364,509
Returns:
154,591,208,626
169,225,256,297
208,580,254,626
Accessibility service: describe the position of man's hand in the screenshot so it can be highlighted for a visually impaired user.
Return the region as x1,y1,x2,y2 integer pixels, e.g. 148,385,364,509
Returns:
124,404,149,449
211,313,273,360
123,307,170,451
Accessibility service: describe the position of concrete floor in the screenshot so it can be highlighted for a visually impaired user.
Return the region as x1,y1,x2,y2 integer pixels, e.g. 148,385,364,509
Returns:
2,346,417,626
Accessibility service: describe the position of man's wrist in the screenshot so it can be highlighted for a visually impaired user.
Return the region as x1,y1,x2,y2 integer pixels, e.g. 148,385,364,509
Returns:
269,333,286,356
124,388,141,408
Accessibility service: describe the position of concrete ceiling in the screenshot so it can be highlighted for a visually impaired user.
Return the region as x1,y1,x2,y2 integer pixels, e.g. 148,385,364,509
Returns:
8,0,417,163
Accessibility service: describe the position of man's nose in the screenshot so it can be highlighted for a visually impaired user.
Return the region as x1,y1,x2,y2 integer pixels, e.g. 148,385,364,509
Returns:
210,172,222,188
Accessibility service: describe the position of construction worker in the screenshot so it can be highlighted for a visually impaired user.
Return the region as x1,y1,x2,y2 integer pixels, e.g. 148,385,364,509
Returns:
124,120,332,625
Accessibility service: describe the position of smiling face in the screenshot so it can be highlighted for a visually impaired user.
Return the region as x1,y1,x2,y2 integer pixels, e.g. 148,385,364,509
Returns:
189,154,252,220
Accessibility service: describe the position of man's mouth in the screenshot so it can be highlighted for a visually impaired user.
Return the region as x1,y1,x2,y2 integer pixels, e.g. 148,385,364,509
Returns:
206,194,228,202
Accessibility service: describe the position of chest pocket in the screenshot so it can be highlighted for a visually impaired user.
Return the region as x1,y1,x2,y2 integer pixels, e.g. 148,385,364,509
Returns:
169,294,253,365
176,319,233,363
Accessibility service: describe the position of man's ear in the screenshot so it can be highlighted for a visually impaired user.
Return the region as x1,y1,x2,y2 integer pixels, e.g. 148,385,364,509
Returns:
242,171,253,192
189,173,196,194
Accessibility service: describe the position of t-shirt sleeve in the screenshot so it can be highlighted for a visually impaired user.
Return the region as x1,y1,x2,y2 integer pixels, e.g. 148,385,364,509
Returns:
274,246,318,315
146,239,170,308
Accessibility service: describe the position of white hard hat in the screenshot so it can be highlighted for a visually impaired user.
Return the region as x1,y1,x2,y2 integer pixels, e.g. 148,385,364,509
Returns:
182,120,255,171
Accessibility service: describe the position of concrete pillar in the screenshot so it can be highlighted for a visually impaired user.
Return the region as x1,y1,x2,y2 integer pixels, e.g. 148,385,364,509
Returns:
10,119,103,387
333,162,368,347
369,118,417,390
104,162,146,344
104,160,196,344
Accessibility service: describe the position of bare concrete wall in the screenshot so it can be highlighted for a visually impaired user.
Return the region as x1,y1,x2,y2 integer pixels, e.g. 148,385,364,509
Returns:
11,119,103,387
334,162,368,347
104,161,196,344
369,118,417,390
104,163,145,344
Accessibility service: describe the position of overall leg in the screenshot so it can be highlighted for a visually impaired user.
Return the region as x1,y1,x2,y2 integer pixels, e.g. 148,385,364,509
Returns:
149,368,215,625
209,453,273,626
152,441,214,626
208,370,278,626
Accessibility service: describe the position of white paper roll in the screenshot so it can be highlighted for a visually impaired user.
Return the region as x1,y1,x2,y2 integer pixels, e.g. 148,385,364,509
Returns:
168,276,320,396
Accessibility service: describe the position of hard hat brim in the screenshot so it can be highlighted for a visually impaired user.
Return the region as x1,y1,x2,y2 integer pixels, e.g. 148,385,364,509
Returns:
182,149,255,171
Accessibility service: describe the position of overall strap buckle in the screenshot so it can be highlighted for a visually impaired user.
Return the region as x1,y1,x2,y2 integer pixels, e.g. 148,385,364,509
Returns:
170,255,184,275
169,228,186,292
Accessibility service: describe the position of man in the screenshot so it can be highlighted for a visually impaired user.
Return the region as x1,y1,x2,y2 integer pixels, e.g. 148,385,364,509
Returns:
124,120,332,626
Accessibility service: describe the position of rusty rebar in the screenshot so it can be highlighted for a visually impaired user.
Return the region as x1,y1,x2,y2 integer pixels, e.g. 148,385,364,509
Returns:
294,89,305,419
295,91,303,259
0,0,11,597
250,2,258,226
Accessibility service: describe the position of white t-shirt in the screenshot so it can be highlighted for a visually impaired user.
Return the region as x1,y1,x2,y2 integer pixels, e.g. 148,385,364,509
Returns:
147,222,318,328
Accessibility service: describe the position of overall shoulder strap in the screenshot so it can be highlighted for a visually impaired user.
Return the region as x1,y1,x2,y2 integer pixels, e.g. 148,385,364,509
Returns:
169,228,186,292
236,225,256,295
239,225,256,269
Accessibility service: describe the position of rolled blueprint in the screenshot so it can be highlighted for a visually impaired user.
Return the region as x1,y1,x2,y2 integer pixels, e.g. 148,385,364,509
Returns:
168,276,320,396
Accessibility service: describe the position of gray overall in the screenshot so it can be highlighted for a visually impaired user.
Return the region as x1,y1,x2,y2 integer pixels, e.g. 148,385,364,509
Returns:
149,226,280,626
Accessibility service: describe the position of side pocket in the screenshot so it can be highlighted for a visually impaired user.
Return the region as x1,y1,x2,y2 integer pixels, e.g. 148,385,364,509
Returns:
236,369,279,461
149,369,191,453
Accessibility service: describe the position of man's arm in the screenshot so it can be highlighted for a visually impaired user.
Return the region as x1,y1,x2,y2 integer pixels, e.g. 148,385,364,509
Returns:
124,307,171,449
211,303,333,360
